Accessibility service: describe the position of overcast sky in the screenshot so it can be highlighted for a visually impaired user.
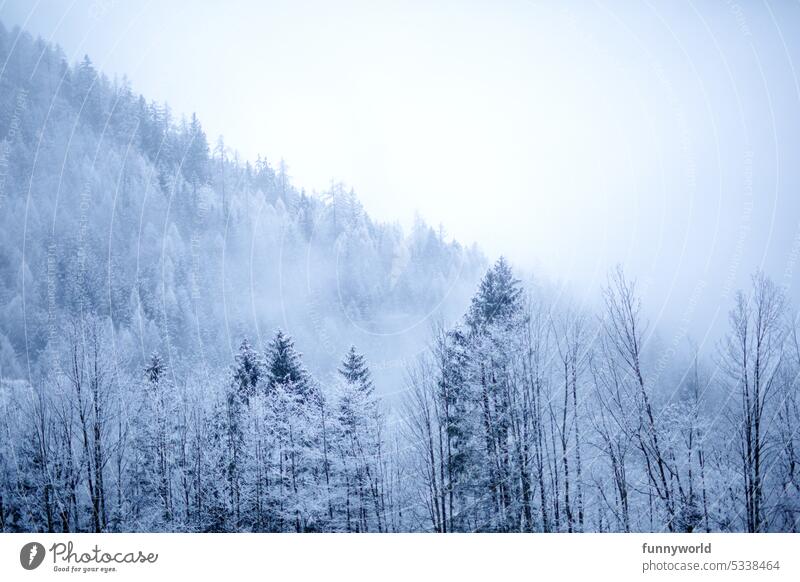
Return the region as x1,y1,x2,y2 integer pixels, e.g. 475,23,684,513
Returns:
2,0,800,346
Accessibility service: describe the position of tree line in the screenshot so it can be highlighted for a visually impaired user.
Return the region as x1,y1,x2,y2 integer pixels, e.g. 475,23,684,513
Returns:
1,258,798,532
402,259,799,532
0,323,401,532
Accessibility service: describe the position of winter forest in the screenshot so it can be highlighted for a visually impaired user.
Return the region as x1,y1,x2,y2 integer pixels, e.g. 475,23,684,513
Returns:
1,22,799,534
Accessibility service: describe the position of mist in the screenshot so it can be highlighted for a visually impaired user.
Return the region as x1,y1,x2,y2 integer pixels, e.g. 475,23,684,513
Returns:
5,0,799,349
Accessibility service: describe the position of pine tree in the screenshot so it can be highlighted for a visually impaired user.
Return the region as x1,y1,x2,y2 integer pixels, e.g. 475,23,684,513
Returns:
144,352,165,387
232,338,262,404
184,112,209,185
338,346,373,397
466,256,522,331
465,257,523,530
435,325,472,531
73,55,103,128
265,330,310,397
335,346,384,531
141,351,173,523
265,340,319,531
297,190,314,240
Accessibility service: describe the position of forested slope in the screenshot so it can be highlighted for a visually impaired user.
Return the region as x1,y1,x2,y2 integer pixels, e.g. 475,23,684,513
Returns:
1,22,798,533
0,22,484,386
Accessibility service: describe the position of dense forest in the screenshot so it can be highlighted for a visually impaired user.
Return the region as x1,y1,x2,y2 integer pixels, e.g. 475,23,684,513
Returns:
0,23,798,533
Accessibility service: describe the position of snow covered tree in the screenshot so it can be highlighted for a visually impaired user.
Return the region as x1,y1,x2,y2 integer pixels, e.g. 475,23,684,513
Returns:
335,347,385,531
468,258,525,530
144,352,165,386
265,330,312,399
232,338,262,404
133,351,174,525
719,272,788,532
183,112,209,187
338,345,374,397
466,256,523,331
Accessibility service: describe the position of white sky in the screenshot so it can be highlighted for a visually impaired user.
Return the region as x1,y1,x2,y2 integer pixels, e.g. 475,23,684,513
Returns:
2,0,800,344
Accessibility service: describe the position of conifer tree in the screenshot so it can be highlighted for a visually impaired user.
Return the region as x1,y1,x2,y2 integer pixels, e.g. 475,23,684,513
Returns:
144,351,165,387
265,330,310,397
338,346,373,396
232,338,262,404
466,256,523,331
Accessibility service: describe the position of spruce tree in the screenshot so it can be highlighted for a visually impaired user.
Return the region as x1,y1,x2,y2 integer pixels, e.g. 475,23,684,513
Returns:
144,351,165,388
466,256,523,331
232,338,262,404
264,330,310,397
338,345,374,397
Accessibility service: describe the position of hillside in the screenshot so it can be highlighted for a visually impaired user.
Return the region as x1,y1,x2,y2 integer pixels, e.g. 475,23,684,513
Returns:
0,22,485,388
